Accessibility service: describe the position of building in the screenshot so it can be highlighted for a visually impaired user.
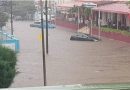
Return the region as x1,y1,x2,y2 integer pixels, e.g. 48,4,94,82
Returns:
56,0,119,30
92,2,130,30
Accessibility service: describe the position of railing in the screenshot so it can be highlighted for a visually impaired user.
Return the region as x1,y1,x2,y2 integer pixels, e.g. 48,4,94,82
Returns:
1,83,130,90
0,30,20,52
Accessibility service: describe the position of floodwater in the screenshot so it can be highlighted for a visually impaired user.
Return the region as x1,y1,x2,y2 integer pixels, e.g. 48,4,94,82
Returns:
10,21,130,88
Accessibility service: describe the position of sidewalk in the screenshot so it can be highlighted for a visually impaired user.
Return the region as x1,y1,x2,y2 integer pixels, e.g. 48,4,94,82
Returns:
92,27,130,43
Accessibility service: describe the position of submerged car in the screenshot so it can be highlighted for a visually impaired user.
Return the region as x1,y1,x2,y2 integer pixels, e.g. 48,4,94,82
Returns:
30,22,56,29
70,33,99,42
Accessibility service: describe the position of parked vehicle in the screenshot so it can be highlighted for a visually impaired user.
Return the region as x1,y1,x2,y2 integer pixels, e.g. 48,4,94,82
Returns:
70,33,99,42
30,21,56,29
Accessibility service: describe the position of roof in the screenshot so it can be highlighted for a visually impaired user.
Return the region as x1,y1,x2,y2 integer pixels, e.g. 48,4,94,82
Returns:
92,3,130,14
78,0,100,2
78,0,118,6
78,0,123,2
57,2,83,8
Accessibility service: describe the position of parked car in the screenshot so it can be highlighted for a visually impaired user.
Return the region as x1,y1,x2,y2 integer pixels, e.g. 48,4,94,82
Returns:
70,33,99,42
30,22,56,29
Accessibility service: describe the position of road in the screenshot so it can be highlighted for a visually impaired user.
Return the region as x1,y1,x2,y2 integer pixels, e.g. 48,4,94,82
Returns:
11,21,130,88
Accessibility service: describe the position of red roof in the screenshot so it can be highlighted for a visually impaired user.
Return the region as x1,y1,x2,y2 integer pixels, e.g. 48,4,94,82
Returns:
78,0,123,2
92,3,130,14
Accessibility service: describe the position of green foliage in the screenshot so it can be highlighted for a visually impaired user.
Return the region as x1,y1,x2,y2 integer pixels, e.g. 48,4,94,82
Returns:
101,27,130,36
68,6,91,24
68,6,79,15
83,8,91,17
0,45,17,88
127,1,130,4
68,6,91,17
0,0,36,20
0,12,9,28
12,1,36,19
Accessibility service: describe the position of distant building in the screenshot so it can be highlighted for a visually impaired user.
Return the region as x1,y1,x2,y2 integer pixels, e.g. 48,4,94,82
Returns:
34,0,57,22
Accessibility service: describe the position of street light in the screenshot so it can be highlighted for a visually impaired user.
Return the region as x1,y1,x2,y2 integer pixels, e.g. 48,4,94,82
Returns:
40,0,47,86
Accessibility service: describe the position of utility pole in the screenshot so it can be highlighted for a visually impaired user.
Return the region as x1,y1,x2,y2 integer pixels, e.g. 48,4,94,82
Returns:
40,0,47,86
45,0,49,54
90,9,93,36
10,0,13,35
77,6,79,31
98,10,101,40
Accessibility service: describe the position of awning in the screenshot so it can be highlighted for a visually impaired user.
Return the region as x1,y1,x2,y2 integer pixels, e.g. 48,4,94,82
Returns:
92,3,130,14
57,2,83,8
78,0,100,2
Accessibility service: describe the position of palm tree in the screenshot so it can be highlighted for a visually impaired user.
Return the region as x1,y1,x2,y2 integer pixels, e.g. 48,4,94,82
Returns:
68,6,78,14
81,6,91,24
68,5,92,25
68,6,79,23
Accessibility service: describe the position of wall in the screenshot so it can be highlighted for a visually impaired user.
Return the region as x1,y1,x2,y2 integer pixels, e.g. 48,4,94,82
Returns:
101,12,107,26
92,28,130,43
126,14,129,27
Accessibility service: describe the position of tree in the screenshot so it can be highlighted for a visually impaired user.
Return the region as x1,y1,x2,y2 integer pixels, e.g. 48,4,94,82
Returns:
69,6,78,14
68,6,81,23
0,0,36,20
68,6,91,24
0,12,8,29
12,1,36,20
81,7,91,24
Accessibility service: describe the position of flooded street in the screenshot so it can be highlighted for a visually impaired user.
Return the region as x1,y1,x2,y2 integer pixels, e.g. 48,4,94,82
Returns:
11,21,130,88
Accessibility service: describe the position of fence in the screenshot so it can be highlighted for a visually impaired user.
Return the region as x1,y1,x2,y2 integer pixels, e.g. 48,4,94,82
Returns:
0,30,20,52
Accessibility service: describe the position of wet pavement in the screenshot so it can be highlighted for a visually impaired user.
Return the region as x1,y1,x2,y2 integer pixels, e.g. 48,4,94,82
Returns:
10,21,130,88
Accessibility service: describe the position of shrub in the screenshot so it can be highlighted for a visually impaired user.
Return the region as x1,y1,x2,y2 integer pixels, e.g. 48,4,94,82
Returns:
0,45,17,88
101,27,130,36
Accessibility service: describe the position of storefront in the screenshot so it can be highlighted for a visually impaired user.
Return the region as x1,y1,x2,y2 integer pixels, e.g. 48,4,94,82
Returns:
92,3,130,30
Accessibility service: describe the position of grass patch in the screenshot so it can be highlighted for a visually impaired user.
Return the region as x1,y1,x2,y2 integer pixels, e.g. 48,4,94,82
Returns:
101,27,130,36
